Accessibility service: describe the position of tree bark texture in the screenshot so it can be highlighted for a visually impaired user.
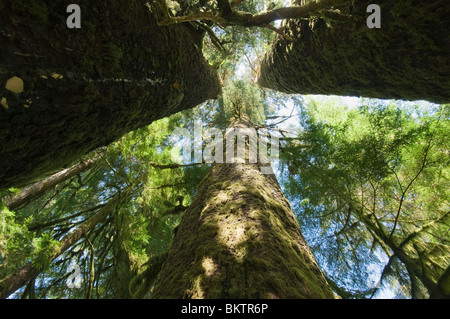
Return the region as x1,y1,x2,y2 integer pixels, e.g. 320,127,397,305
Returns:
257,0,450,104
0,0,221,189
152,117,335,298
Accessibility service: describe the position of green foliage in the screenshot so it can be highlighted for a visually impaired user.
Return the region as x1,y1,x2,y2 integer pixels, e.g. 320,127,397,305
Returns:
217,79,267,124
199,0,275,83
280,98,450,298
0,109,211,298
0,198,61,278
1,0,448,299
32,233,61,271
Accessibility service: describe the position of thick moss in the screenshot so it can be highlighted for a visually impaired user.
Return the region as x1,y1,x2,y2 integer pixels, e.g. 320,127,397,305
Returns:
152,118,335,299
258,0,450,104
0,0,220,189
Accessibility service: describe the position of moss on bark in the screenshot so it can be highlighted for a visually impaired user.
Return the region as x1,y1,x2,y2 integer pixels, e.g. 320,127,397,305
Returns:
152,117,335,299
0,0,221,189
257,0,450,104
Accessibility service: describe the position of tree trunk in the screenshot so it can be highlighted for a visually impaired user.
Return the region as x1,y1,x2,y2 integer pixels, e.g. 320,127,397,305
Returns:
5,156,100,211
0,0,220,189
152,116,335,298
0,191,123,299
257,0,450,104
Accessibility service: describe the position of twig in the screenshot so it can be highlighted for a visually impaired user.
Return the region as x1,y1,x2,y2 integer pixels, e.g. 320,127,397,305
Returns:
263,24,293,41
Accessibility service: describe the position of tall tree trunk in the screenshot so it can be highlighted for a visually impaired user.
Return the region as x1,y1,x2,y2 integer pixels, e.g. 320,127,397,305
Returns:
0,190,123,299
0,0,220,189
152,116,335,298
258,0,450,104
5,156,100,211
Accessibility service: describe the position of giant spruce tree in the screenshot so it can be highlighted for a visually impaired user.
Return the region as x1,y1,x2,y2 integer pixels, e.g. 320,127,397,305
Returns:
257,0,450,103
151,116,335,298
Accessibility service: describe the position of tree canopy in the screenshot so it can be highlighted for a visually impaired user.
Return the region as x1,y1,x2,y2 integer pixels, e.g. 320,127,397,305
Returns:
0,0,449,300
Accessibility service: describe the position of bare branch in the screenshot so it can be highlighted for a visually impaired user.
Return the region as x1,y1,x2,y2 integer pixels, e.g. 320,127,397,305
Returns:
156,0,350,27
263,24,293,41
157,11,226,26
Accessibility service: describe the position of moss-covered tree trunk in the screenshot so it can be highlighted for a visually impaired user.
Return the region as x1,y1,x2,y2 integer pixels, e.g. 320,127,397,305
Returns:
257,0,450,104
152,116,335,298
110,211,140,299
0,0,220,189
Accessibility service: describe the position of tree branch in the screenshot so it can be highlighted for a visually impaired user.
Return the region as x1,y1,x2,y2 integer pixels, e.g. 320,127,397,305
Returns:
263,24,293,41
157,0,349,27
4,157,100,211
195,21,225,51
149,162,203,170
157,11,226,26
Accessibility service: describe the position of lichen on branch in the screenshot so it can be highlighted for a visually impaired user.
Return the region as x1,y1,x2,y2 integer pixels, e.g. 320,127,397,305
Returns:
155,0,350,27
